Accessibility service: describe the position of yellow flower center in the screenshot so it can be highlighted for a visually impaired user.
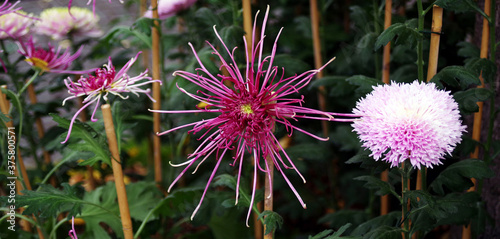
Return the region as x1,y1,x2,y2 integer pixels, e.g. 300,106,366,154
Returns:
26,57,50,72
241,104,253,115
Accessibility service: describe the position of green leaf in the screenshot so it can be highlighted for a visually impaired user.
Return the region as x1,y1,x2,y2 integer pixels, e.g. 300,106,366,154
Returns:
374,19,420,50
465,58,497,84
457,41,479,58
453,88,494,114
51,114,111,165
0,112,11,123
127,181,163,221
273,54,311,78
345,75,380,95
9,183,84,218
156,187,203,218
430,159,494,195
430,66,481,89
80,183,121,239
354,175,399,199
258,210,283,236
435,0,489,19
351,212,401,236
213,174,263,208
285,142,332,161
309,223,360,239
219,25,244,52
331,125,361,151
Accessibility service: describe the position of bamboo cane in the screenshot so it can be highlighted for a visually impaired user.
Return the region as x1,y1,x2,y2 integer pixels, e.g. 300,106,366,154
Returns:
380,0,393,217
309,0,328,137
462,0,490,238
151,0,163,187
101,104,134,239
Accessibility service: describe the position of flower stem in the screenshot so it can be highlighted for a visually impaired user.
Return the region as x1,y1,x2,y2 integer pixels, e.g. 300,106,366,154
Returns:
101,104,134,239
18,69,40,96
401,161,410,239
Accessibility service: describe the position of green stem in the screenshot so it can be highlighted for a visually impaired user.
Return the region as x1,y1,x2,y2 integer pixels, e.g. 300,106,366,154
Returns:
48,217,68,239
18,69,40,96
401,162,410,238
421,167,427,191
40,151,78,184
416,0,425,82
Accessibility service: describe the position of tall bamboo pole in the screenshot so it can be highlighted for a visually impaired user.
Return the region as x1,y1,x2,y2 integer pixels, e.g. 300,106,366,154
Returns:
102,104,134,239
462,0,490,238
151,0,163,187
380,0,393,217
309,0,328,137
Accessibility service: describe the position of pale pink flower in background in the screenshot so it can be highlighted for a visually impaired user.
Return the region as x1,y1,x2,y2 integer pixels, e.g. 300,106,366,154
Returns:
17,36,90,74
36,7,102,40
68,0,121,15
352,81,466,169
61,52,160,144
0,0,20,16
151,7,357,226
144,0,196,19
0,10,36,40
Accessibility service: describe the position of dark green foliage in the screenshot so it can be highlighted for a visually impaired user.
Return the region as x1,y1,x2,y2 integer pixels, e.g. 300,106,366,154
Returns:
374,19,421,50
430,159,494,195
51,114,111,165
258,210,284,236
309,223,360,239
430,66,481,89
453,88,494,113
11,183,84,218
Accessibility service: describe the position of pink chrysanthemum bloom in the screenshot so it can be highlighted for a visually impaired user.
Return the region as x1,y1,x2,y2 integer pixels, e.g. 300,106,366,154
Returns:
0,0,20,16
0,10,36,40
352,81,466,169
69,216,78,239
17,37,89,74
35,7,102,40
144,0,196,19
152,7,357,225
61,52,161,144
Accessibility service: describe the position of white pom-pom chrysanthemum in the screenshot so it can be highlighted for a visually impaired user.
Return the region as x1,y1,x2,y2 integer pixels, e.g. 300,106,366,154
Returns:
352,81,466,169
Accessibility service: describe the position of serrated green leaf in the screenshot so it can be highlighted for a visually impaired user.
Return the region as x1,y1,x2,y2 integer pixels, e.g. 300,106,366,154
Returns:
80,183,121,239
354,175,399,199
374,19,420,50
346,75,381,95
51,114,111,165
309,223,360,239
258,210,283,236
435,0,488,19
351,212,401,236
9,183,84,218
453,88,494,113
127,181,163,221
0,111,11,123
430,66,480,89
430,159,494,195
157,187,203,218
465,58,497,84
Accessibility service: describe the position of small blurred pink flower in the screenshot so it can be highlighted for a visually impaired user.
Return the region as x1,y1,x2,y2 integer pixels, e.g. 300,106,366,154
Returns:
144,0,196,19
0,10,36,40
0,0,20,16
36,7,102,40
352,81,466,169
68,217,78,239
17,37,89,74
152,7,357,226
61,52,160,144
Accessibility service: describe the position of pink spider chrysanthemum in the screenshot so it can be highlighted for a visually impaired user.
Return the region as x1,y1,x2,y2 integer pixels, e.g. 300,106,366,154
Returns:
0,0,20,16
61,52,160,144
151,7,358,226
352,81,466,169
17,37,89,74
36,7,102,40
